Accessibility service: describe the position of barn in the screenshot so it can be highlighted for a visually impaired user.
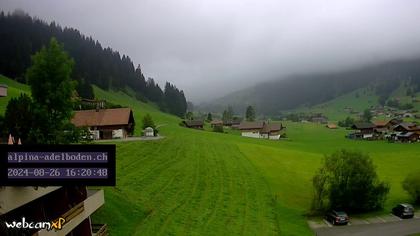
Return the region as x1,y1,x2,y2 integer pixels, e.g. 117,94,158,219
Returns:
71,108,135,139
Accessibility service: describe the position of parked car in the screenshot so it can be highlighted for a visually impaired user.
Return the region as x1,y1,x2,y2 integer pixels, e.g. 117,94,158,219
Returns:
392,203,415,219
325,210,349,225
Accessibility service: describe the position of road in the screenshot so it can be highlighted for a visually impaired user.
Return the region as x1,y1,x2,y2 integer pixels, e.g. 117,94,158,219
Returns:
315,217,420,236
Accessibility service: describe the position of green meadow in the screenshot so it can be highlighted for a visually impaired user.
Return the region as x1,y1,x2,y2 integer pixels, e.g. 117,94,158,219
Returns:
1,75,420,235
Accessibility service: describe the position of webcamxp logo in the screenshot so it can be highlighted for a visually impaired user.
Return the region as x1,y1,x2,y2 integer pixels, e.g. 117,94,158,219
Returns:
4,217,66,231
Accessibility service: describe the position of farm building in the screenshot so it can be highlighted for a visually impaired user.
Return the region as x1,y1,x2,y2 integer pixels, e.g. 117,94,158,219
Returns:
210,120,223,127
373,120,392,129
183,120,204,129
223,119,242,127
0,84,7,97
238,121,284,140
396,132,419,143
71,108,135,140
349,122,376,139
393,122,420,133
310,116,328,124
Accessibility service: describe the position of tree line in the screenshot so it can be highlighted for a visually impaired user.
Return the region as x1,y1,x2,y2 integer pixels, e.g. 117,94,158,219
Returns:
0,10,187,117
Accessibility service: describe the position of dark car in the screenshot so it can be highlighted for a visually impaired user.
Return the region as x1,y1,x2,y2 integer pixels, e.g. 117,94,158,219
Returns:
325,210,349,225
392,203,415,219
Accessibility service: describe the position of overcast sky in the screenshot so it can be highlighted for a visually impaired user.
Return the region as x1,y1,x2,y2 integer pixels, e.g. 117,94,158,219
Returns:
2,0,420,102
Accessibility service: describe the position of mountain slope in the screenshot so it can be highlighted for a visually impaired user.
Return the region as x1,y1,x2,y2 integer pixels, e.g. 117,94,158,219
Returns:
203,58,420,115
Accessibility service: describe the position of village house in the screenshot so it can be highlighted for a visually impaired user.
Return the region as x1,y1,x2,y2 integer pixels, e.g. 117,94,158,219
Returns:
349,122,376,139
238,121,284,140
372,120,393,137
210,119,223,128
71,107,135,140
183,120,204,129
0,84,7,97
396,132,419,143
310,115,328,124
393,122,420,133
223,119,242,127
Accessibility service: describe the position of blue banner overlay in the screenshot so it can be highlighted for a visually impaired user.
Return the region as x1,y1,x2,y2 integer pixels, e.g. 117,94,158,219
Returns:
0,145,116,186
8,152,108,163
8,168,108,179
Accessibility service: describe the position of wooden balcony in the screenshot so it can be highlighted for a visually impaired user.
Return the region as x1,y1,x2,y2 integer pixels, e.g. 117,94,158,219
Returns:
36,189,105,236
92,223,109,236
0,187,62,214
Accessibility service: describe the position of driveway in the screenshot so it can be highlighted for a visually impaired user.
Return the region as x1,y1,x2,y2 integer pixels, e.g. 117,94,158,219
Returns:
314,217,420,236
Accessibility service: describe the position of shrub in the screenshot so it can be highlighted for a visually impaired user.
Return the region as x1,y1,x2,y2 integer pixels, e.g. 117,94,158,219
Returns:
312,150,390,213
402,171,420,204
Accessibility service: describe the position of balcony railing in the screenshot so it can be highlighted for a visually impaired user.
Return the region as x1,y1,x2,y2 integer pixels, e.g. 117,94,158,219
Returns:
53,202,84,226
92,223,109,236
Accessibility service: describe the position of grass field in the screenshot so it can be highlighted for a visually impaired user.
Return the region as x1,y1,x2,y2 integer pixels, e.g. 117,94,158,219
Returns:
1,75,420,235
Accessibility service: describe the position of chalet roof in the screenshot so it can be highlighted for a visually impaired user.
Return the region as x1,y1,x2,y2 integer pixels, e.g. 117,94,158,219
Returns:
261,123,282,133
373,120,389,127
0,84,7,88
351,122,375,129
184,120,204,126
210,120,223,125
71,108,134,127
238,121,264,130
394,122,419,131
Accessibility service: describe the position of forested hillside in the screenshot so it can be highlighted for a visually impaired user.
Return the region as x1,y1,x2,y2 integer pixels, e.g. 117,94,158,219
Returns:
0,10,187,116
204,58,420,115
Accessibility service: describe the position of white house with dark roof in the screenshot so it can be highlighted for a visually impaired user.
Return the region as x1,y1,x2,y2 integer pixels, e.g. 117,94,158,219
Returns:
238,121,284,140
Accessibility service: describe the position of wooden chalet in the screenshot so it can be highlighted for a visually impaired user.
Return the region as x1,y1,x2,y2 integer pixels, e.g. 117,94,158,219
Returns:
71,108,135,139
349,122,376,139
393,122,420,133
210,120,223,127
396,132,419,143
238,121,284,140
183,120,204,129
223,119,242,127
310,116,328,124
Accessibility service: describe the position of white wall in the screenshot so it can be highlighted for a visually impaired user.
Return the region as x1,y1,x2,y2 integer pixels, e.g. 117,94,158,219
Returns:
241,132,261,138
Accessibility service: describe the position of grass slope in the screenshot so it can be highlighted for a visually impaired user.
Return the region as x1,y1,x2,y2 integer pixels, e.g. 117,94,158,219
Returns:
1,76,420,235
292,83,420,121
0,75,31,113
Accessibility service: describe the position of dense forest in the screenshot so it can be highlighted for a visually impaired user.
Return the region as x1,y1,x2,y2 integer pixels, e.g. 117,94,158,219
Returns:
0,10,187,117
205,57,420,115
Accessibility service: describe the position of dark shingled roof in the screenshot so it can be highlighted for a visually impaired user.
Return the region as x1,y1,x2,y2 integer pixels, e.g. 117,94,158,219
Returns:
351,122,375,129
394,122,419,131
210,120,223,125
261,123,282,133
238,121,264,130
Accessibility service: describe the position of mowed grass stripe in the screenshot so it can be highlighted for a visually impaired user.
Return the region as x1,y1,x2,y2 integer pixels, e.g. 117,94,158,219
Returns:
110,131,281,235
